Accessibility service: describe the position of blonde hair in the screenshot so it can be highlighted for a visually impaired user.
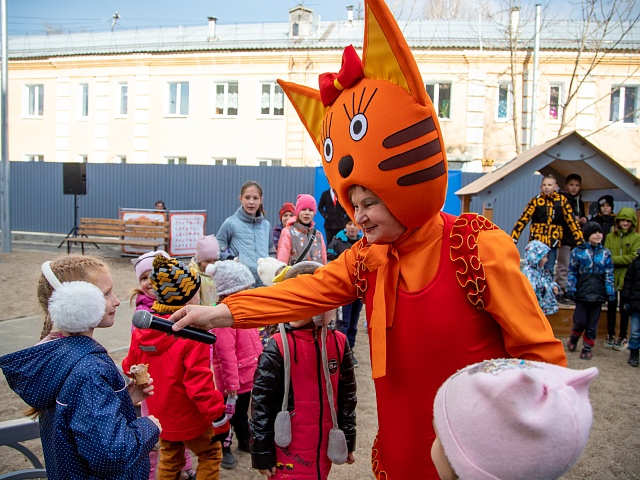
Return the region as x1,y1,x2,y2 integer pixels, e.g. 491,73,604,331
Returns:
36,255,109,340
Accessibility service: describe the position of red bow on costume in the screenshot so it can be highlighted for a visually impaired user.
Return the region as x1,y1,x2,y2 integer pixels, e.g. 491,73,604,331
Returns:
319,45,364,107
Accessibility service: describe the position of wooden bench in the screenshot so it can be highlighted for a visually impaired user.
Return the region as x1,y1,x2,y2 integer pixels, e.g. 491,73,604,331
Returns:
0,417,47,479
547,303,609,338
65,218,170,254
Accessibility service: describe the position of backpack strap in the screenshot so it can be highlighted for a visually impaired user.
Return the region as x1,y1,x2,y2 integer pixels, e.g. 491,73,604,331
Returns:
292,228,317,265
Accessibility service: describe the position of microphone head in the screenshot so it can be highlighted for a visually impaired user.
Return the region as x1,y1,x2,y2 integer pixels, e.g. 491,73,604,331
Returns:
132,310,153,329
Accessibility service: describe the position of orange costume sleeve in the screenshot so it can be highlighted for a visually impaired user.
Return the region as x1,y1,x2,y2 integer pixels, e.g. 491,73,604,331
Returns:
223,248,358,325
478,229,566,366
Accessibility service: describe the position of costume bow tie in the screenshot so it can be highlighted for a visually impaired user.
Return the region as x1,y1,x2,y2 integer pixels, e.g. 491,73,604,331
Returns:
319,45,364,107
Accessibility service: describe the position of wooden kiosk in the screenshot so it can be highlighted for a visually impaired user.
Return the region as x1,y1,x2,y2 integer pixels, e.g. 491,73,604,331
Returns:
455,131,640,337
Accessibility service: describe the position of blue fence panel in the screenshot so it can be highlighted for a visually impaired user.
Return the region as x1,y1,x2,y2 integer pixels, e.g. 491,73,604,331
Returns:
5,163,637,259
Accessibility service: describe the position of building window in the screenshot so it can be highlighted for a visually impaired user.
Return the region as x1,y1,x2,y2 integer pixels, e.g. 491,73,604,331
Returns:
214,82,239,116
213,157,236,165
496,83,513,121
425,82,451,119
260,82,284,116
168,82,189,116
166,156,187,165
258,158,282,166
26,154,44,162
118,83,128,116
548,84,563,121
80,83,89,117
25,84,44,117
610,85,638,124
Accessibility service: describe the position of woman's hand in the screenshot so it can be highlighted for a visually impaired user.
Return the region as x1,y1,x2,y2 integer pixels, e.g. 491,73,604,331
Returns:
169,304,234,332
128,377,155,405
259,467,277,477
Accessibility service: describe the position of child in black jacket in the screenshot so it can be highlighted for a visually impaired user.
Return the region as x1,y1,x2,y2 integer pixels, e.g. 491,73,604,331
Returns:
620,252,640,367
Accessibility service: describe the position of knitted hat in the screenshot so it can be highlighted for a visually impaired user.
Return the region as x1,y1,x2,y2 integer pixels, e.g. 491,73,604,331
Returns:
207,260,254,297
195,235,220,263
257,257,287,287
131,250,170,282
598,195,614,211
433,359,598,480
279,202,295,220
150,255,200,305
294,194,317,216
582,221,603,240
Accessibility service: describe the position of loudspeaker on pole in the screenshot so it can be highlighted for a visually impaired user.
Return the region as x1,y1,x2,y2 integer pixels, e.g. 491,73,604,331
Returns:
63,163,87,195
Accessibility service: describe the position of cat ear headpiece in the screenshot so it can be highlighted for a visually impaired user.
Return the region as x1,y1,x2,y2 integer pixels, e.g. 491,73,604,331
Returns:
278,0,447,229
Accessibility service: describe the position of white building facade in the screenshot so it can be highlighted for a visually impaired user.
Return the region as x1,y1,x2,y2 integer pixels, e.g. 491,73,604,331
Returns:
8,7,640,171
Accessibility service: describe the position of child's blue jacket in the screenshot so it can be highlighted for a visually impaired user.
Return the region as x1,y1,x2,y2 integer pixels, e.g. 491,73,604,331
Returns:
0,335,158,479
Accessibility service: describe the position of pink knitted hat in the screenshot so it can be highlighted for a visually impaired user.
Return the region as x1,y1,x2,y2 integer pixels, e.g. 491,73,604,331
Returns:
195,235,220,263
294,194,317,216
433,359,598,480
131,250,170,282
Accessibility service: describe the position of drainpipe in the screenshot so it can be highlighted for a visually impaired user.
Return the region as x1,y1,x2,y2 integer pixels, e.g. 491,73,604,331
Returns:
529,4,541,148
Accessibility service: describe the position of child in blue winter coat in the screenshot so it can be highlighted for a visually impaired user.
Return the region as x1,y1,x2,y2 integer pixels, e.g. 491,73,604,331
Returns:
567,222,615,360
0,255,160,480
522,240,560,315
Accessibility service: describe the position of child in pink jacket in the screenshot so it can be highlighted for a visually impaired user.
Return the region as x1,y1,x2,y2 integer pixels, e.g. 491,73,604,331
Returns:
207,260,264,470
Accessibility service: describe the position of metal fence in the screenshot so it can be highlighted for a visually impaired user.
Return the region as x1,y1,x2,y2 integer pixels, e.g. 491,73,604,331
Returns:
4,162,634,257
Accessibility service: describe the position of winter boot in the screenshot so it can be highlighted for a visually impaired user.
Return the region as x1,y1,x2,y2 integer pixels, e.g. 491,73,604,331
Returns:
628,349,639,367
221,446,237,469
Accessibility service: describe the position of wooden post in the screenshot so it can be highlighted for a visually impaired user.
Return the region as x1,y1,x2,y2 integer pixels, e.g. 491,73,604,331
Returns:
482,203,493,221
461,195,471,213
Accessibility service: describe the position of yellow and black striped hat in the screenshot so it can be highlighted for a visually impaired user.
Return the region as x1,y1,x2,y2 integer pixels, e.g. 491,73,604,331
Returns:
150,254,200,305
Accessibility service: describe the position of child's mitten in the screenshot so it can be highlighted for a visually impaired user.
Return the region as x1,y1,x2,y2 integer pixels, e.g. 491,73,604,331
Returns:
210,413,231,444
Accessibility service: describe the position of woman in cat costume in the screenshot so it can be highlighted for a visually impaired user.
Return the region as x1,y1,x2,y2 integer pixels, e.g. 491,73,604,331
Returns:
170,0,566,477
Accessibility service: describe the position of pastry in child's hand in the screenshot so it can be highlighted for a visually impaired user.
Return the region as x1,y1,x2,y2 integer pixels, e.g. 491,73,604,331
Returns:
128,364,150,385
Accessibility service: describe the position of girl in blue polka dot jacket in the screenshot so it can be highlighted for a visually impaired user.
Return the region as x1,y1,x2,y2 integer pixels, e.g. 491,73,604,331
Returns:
0,255,161,479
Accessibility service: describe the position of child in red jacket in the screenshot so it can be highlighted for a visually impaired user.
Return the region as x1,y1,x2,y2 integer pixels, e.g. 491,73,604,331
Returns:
123,255,229,480
250,262,357,479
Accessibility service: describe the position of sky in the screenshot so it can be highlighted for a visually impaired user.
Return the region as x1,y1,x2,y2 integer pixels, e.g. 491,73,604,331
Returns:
7,0,357,35
7,0,636,36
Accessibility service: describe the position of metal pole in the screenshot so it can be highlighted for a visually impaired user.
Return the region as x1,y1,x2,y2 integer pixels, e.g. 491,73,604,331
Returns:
529,4,541,149
0,0,10,253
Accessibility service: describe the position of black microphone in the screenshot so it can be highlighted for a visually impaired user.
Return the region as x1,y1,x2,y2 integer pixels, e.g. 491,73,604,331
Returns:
132,310,217,345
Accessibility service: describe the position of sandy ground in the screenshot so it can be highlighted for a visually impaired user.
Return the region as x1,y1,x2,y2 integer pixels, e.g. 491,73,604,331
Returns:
0,246,639,479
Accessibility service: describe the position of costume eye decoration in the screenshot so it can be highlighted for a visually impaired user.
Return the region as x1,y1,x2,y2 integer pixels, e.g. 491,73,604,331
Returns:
342,87,377,143
323,137,334,162
322,112,334,163
350,113,367,141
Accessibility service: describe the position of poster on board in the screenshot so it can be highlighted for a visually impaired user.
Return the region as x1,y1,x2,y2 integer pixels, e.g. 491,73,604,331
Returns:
119,209,206,257
120,210,167,255
168,212,207,257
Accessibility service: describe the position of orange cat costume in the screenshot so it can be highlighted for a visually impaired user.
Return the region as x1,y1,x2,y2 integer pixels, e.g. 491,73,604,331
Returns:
221,0,566,477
